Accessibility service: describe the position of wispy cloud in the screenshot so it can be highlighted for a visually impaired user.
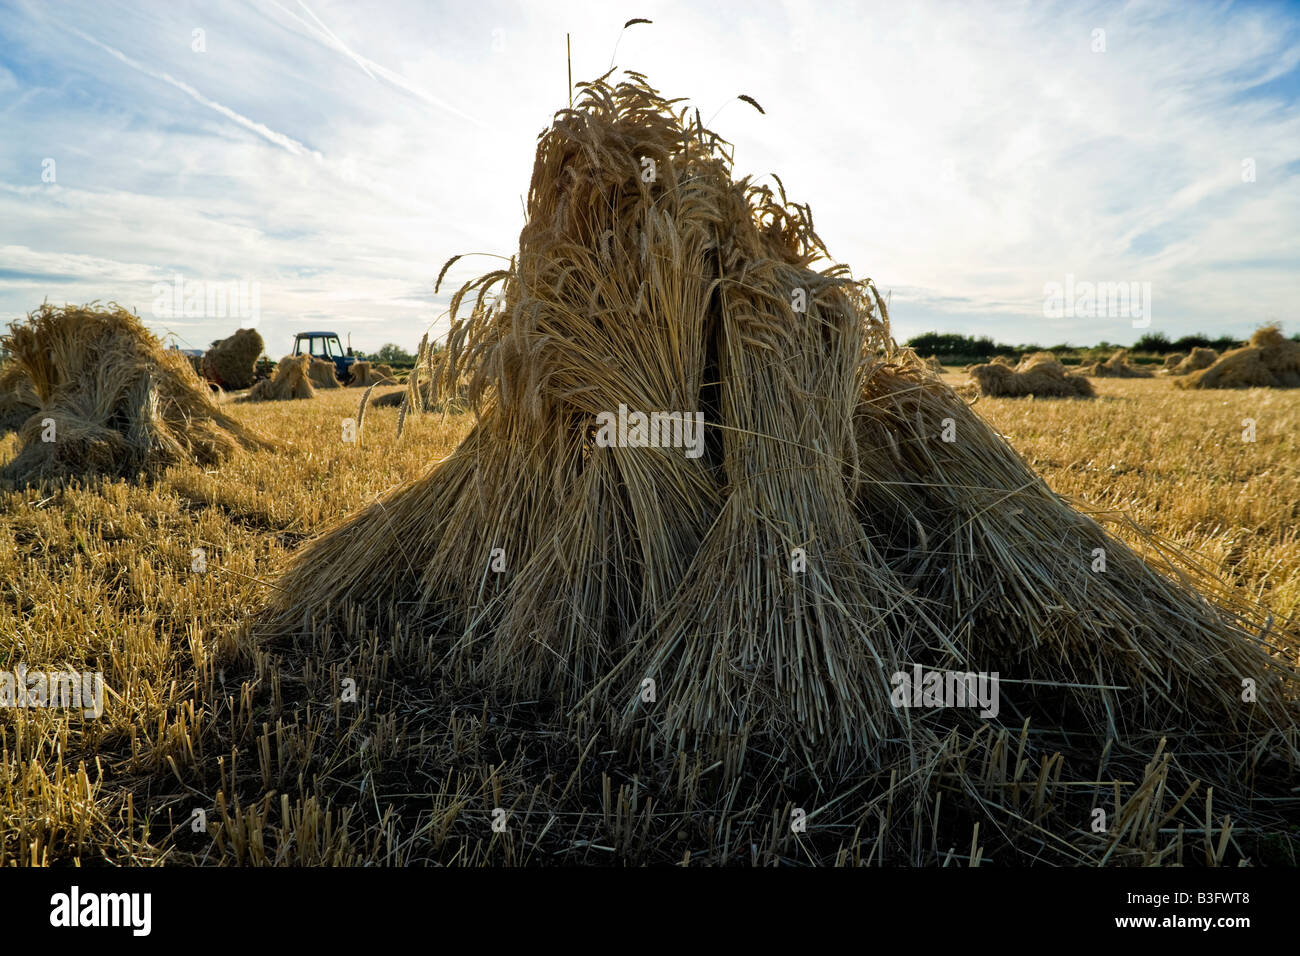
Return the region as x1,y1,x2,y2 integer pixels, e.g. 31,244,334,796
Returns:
65,24,322,159
0,0,1295,352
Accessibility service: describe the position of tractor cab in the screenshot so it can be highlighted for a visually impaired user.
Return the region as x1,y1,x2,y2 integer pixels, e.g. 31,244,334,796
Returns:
293,331,355,382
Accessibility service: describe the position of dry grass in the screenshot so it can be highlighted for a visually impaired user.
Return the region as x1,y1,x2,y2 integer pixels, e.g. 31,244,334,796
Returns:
1,380,1298,865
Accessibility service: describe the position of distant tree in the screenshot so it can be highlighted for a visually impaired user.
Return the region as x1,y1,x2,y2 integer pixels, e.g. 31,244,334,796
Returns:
1171,334,1213,351
905,332,1003,358
1132,331,1171,353
373,343,416,364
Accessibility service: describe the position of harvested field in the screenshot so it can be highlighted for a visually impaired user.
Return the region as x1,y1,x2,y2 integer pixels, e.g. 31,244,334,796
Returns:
3,375,1298,866
3,73,1298,874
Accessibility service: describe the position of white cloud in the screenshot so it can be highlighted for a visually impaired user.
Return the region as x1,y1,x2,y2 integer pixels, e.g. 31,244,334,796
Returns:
0,0,1296,350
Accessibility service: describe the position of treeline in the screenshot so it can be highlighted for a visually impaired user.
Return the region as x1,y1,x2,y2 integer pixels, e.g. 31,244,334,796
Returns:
904,330,1287,362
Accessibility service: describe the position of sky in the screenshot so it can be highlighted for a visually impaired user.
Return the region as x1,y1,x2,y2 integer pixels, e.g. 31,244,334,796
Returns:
0,0,1297,355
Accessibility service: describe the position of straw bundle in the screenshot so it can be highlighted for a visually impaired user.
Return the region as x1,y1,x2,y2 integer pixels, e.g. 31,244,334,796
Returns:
245,354,315,401
1077,348,1152,378
1171,348,1215,375
923,355,944,373
200,328,263,389
1176,327,1300,389
1161,352,1186,372
308,357,342,389
967,351,1094,397
347,361,396,387
254,75,1298,861
1168,347,1218,376
0,360,37,432
0,303,272,481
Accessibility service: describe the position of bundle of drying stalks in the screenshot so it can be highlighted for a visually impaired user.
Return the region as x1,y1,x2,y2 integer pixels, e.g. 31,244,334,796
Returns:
1176,328,1299,389
308,358,342,389
245,354,315,401
347,361,396,387
255,75,1299,863
923,354,944,373
1161,351,1186,372
0,360,38,432
0,303,272,481
1168,347,1219,376
967,351,1095,397
201,328,263,389
1176,348,1218,374
1077,348,1153,378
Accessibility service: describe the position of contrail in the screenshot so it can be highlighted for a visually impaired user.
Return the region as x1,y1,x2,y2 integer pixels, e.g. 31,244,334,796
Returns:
265,0,488,129
68,26,322,160
295,0,375,79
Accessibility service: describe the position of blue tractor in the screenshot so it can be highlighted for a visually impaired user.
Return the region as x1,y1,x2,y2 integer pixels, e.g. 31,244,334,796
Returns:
293,331,356,383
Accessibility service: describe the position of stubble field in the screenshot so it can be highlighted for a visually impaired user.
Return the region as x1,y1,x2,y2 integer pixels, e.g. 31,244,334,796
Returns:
2,375,1297,865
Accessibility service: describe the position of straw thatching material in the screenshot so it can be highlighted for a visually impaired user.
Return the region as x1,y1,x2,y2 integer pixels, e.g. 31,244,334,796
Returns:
0,303,272,481
347,361,396,387
201,328,263,389
253,75,1299,861
968,351,1094,397
307,357,342,389
1168,347,1219,376
0,360,37,432
1176,327,1300,389
245,354,315,401
1077,348,1153,378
